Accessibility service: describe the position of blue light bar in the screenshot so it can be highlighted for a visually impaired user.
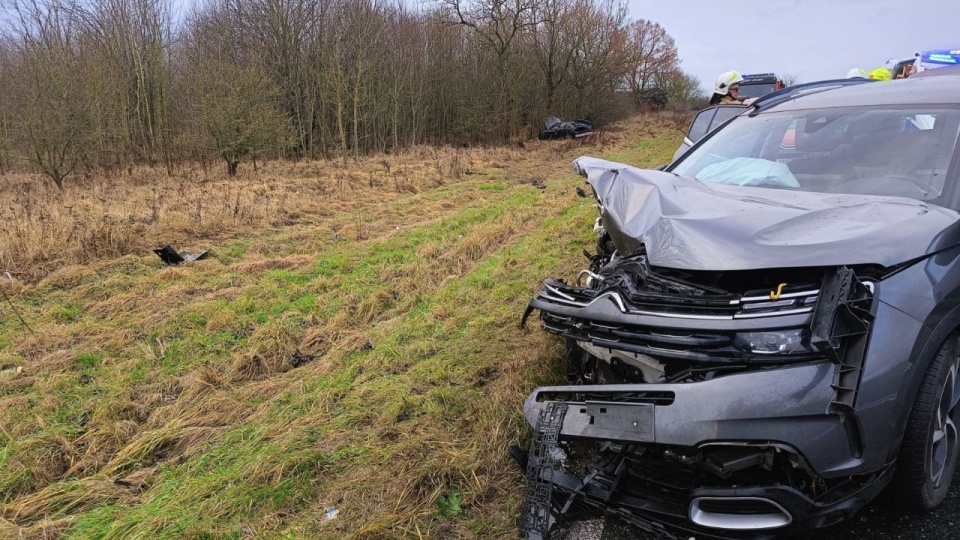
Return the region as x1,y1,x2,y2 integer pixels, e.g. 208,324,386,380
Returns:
921,50,960,65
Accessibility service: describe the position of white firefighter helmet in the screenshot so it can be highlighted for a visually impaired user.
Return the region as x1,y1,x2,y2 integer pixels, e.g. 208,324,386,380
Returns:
714,70,744,95
846,68,868,79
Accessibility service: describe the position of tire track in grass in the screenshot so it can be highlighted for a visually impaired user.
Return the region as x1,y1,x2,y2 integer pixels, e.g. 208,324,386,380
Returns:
254,180,597,539
7,177,584,539
3,179,541,524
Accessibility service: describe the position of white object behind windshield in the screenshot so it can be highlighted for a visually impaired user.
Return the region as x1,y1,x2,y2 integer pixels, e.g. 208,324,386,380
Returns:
696,157,799,188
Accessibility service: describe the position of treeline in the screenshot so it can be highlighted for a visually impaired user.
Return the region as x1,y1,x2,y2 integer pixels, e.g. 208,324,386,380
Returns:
0,0,702,184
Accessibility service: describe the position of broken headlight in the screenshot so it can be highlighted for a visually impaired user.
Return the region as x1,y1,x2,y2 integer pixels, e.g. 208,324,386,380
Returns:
734,329,815,355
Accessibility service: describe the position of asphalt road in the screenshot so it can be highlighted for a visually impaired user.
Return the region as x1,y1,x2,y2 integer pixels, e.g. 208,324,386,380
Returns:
555,472,960,540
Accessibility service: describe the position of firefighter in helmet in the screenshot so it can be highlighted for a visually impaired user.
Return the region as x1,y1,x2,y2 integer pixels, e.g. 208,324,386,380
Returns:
846,68,868,79
708,71,745,105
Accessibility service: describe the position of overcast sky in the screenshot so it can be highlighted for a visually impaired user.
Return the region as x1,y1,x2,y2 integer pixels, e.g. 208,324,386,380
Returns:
627,0,960,92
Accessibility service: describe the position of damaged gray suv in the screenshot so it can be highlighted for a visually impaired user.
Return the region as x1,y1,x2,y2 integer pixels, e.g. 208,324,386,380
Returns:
519,75,960,539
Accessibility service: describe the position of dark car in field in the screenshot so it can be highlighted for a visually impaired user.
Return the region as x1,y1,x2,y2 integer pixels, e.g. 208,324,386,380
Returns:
539,116,595,140
519,75,960,539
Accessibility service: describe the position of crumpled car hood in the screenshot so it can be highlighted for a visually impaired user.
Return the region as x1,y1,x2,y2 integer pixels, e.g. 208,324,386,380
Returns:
575,156,960,271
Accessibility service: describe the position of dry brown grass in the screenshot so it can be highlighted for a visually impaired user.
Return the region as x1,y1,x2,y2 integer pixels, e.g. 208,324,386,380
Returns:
5,517,76,540
5,476,137,524
0,113,679,285
0,142,526,283
230,313,304,379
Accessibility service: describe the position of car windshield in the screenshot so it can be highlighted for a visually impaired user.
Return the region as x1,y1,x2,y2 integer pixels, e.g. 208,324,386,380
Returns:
738,83,776,99
671,106,960,203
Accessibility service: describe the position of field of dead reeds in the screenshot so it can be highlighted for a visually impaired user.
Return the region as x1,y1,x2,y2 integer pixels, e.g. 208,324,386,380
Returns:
0,114,683,539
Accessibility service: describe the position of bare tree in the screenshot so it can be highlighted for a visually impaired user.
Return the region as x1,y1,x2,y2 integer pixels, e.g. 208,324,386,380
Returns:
567,0,628,119
624,19,678,94
442,0,541,71
198,64,292,176
182,5,292,175
220,0,323,156
381,6,428,149
5,0,93,189
781,73,801,87
529,0,576,112
655,69,706,110
441,0,543,136
83,0,173,169
0,0,673,173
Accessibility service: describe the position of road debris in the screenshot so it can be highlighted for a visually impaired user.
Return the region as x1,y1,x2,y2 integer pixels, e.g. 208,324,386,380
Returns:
153,245,211,266
0,365,23,375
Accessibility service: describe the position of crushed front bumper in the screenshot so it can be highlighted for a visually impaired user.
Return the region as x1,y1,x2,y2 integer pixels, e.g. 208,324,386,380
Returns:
521,362,892,538
524,362,858,473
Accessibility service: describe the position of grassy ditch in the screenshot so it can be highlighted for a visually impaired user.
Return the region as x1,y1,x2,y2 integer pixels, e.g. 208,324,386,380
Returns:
0,115,682,539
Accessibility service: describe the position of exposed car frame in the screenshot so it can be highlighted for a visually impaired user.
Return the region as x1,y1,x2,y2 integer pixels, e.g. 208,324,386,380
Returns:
518,75,960,539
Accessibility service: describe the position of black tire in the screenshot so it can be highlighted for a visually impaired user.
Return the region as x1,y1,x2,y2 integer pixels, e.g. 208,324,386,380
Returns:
893,332,960,509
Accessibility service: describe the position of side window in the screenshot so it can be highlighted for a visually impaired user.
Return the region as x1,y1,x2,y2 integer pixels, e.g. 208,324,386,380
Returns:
688,106,747,145
895,61,912,79
710,107,743,131
710,107,743,132
687,109,717,143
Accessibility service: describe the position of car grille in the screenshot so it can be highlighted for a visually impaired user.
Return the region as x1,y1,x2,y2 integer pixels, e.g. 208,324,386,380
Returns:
542,312,743,361
535,390,675,406
621,452,701,506
539,280,819,320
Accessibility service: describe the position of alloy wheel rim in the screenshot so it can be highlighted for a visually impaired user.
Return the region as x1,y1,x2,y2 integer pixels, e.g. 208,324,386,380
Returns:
930,353,960,488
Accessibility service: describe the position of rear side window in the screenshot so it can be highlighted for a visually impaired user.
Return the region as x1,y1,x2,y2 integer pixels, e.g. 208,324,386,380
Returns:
687,109,715,143
711,107,743,131
687,106,745,144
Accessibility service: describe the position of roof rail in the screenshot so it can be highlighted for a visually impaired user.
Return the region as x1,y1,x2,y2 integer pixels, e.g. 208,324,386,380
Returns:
748,78,876,116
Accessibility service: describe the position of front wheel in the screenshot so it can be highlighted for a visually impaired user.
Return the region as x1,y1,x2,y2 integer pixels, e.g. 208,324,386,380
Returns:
894,333,960,509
